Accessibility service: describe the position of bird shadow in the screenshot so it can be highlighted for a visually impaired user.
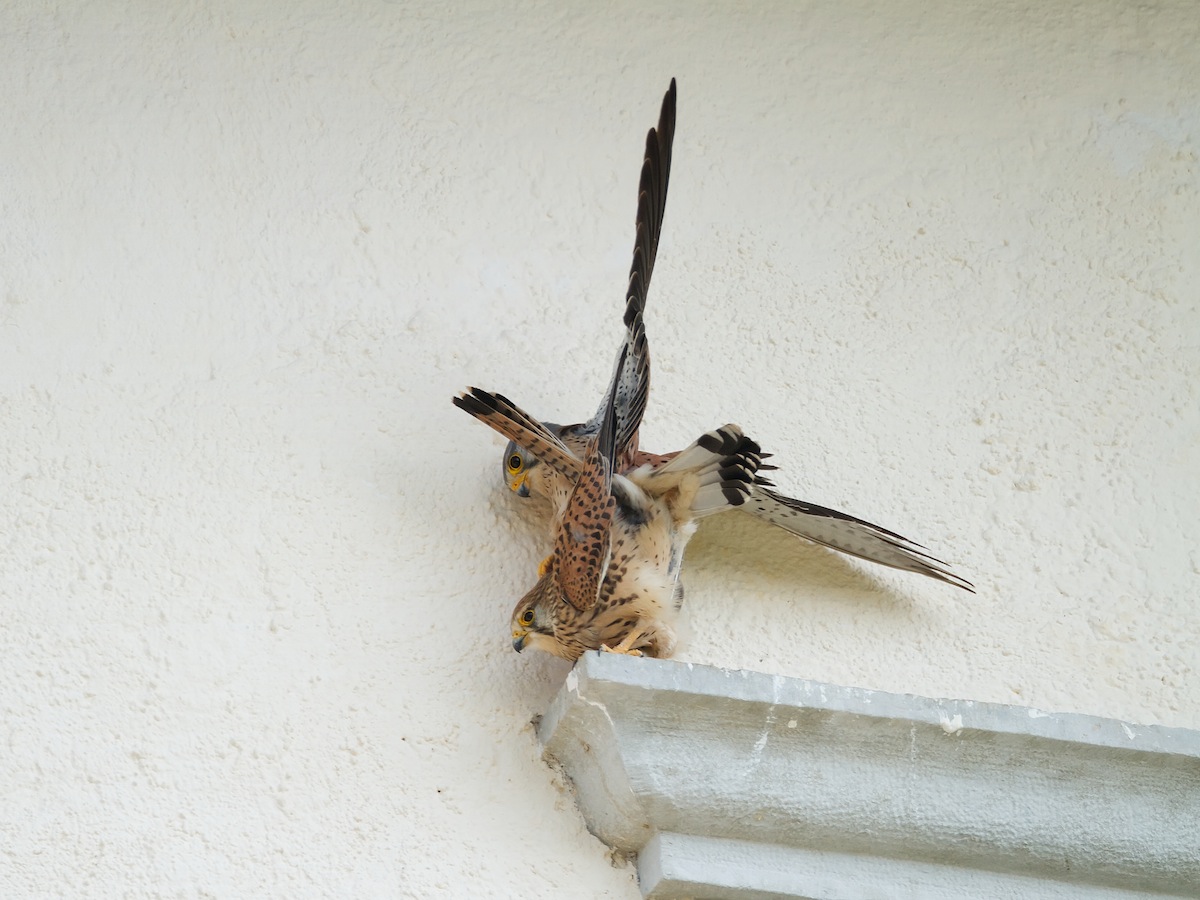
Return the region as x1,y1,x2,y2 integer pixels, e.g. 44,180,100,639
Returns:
683,507,932,620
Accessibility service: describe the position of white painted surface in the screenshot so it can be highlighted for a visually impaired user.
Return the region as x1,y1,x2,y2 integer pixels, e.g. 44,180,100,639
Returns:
1,1,1196,895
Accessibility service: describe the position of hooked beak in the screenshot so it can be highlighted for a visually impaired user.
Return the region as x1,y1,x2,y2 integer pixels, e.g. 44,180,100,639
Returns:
512,632,527,653
511,474,530,498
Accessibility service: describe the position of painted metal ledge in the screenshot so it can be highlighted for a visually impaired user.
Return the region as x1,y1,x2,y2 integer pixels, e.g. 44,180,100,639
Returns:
537,653,1200,899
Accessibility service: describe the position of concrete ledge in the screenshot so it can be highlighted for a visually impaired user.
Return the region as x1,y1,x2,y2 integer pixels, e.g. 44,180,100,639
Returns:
537,654,1200,899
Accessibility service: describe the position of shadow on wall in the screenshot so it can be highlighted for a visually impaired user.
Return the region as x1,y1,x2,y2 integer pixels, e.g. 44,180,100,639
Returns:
685,508,929,612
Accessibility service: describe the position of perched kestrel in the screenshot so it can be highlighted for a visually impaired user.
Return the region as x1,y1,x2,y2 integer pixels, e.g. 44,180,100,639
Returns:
497,79,974,592
455,348,765,660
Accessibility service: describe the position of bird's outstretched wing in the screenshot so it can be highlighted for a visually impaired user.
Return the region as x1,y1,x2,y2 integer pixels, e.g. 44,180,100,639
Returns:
453,388,584,482
583,78,676,460
744,488,975,592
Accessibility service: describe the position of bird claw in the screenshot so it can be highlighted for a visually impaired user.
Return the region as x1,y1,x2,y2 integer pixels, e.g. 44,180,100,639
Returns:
599,643,644,657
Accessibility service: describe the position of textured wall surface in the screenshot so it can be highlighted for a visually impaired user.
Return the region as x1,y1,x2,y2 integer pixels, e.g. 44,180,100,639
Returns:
2,1,1197,896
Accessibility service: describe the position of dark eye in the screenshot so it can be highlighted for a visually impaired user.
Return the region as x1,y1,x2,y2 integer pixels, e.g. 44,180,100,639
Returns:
507,454,523,472
519,609,534,626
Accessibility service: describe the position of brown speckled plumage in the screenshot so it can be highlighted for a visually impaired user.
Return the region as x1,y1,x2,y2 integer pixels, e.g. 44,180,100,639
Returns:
484,79,973,593
502,412,762,659
464,337,762,659
454,78,973,664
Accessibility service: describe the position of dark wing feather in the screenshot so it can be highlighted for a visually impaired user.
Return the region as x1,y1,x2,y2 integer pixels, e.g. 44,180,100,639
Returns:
746,487,975,592
585,79,676,457
453,389,584,482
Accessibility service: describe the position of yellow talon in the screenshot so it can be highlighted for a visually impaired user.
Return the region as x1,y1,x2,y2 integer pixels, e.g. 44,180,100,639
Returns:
537,555,553,577
600,638,644,657
600,644,644,657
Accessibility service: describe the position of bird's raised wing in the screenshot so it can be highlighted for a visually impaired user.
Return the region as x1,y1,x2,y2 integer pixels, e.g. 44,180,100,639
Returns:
583,78,676,460
453,388,584,482
745,487,975,592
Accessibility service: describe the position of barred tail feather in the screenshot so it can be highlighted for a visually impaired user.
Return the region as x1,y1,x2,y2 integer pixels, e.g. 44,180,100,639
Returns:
641,425,763,518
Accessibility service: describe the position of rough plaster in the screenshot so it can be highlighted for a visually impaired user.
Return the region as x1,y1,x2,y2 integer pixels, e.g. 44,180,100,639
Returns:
1,1,1197,896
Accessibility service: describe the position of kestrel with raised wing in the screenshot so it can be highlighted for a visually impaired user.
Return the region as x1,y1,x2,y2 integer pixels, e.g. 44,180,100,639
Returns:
455,348,765,659
496,78,974,591
501,78,675,511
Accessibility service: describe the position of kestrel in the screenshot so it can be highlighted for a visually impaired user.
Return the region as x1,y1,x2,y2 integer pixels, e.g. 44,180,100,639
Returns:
496,79,974,592
507,434,973,591
455,348,765,660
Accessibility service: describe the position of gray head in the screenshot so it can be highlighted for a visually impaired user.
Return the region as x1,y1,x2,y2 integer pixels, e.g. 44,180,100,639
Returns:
500,423,559,497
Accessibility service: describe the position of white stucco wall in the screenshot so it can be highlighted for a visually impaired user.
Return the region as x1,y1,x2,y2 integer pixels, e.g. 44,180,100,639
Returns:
2,1,1196,896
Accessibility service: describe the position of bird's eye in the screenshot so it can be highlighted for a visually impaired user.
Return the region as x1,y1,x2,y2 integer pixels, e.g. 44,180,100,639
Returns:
507,454,523,472
519,609,535,626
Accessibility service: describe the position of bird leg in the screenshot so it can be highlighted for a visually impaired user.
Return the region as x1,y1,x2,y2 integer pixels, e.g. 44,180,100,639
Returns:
601,625,646,657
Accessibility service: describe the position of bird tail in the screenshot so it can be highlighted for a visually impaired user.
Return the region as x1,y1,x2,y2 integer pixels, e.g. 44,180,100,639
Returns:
636,425,765,518
744,486,975,592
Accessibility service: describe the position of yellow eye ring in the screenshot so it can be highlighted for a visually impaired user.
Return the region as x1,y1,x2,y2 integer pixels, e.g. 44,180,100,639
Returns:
507,454,523,472
519,609,534,626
